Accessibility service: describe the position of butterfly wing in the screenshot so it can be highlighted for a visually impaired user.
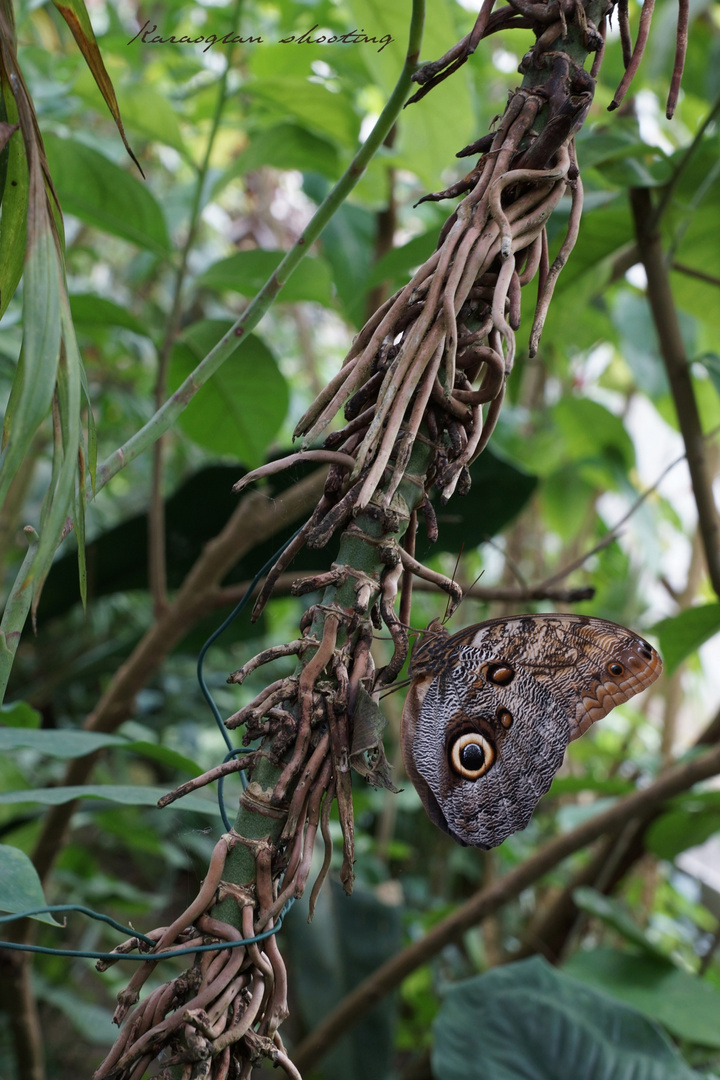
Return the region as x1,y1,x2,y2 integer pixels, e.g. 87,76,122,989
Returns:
403,660,570,848
453,614,662,740
401,614,662,849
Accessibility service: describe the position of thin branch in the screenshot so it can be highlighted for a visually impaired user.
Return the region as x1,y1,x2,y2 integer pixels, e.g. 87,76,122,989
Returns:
631,187,720,598
293,741,720,1072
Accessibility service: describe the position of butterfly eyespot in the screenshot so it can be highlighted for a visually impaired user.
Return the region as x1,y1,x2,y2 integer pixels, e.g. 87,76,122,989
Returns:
449,732,495,780
608,662,624,677
497,707,513,729
486,663,515,686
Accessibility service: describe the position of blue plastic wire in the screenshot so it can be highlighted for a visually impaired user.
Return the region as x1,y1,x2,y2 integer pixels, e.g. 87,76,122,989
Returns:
0,903,290,961
196,526,304,828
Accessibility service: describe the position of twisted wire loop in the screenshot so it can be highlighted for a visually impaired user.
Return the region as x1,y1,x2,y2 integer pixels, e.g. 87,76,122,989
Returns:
93,0,690,1073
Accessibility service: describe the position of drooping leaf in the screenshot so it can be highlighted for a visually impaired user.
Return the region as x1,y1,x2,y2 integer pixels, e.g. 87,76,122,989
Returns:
167,321,289,465
51,0,142,173
565,947,720,1049
432,958,697,1080
0,844,61,925
650,603,720,675
43,134,169,255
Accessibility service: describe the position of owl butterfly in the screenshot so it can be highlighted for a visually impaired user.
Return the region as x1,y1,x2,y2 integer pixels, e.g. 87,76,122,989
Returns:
401,614,662,849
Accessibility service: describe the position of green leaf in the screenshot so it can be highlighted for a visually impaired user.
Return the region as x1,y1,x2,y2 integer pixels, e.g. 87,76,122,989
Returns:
0,82,27,320
0,155,62,507
0,701,41,729
0,726,201,774
198,249,334,306
52,0,142,172
0,844,61,925
552,395,635,473
572,887,668,957
433,957,697,1080
167,321,289,465
43,134,169,255
104,83,186,158
0,727,126,756
565,947,720,1049
0,784,217,814
250,77,360,147
645,791,720,859
215,123,340,193
650,603,720,675
69,293,148,335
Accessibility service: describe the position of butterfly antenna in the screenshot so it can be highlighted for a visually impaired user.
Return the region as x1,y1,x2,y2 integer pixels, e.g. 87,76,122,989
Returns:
443,544,465,624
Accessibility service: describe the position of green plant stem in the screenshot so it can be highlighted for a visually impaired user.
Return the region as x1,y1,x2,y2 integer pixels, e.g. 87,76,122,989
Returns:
0,527,37,698
95,4,424,494
149,0,243,614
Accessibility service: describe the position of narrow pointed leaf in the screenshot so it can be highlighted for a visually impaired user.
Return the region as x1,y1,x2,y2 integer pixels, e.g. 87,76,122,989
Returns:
0,77,28,318
0,135,62,505
51,0,142,174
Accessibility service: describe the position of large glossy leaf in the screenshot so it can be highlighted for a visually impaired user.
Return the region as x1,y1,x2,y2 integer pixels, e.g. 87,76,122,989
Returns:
198,249,334,307
650,603,720,675
432,958,697,1080
0,844,61,925
167,321,289,464
43,134,169,254
565,947,720,1049
284,880,401,1080
39,448,537,620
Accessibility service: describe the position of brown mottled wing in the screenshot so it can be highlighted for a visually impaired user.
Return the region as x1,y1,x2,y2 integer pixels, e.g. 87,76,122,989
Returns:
447,614,662,740
401,614,662,849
